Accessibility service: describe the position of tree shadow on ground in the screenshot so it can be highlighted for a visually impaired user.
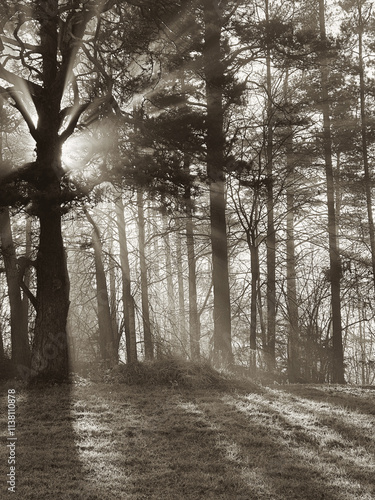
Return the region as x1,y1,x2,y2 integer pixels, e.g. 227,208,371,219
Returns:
70,384,258,499
4,381,374,500
209,388,375,499
259,384,375,450
191,392,350,500
86,384,361,500
5,383,112,500
270,384,375,416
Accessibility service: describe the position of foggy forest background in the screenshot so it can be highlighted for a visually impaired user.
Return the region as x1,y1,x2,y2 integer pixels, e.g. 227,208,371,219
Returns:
0,0,374,385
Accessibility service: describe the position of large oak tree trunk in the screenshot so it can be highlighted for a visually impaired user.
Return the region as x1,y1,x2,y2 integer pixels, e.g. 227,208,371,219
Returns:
31,203,70,382
29,0,70,382
30,106,71,382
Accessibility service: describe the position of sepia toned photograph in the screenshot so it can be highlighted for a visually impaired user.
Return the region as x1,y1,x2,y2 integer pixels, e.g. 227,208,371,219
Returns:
0,0,374,498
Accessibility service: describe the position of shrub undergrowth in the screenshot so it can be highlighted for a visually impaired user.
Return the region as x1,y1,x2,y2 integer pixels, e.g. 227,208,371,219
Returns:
100,357,250,390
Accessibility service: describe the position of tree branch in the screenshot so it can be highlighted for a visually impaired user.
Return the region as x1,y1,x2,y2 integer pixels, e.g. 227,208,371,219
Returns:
18,256,37,309
59,102,92,142
0,64,42,98
0,86,38,140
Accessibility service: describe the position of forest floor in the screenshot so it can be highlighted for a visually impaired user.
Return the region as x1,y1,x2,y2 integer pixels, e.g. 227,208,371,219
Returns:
1,369,375,499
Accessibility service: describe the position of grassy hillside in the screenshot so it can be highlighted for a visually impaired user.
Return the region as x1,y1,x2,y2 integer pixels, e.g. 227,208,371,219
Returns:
1,367,375,499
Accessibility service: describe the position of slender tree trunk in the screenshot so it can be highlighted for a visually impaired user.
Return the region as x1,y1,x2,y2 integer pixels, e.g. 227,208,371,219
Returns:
21,216,32,342
164,216,177,341
180,72,200,361
318,0,345,384
264,0,276,372
85,209,115,364
236,181,260,373
0,97,31,368
249,235,259,373
255,282,267,373
186,204,201,360
335,152,342,220
203,0,232,366
359,313,366,385
137,189,153,360
0,321,4,359
286,128,300,382
176,229,188,355
115,194,137,364
283,69,300,382
108,228,120,354
358,6,375,293
0,208,31,368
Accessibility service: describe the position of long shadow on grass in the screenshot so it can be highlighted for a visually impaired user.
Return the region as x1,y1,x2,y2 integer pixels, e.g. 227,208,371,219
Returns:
15,383,109,500
261,385,375,451
75,384,261,500
25,382,373,500
83,384,357,500
191,392,348,500
273,385,375,416
209,391,375,499
257,386,375,493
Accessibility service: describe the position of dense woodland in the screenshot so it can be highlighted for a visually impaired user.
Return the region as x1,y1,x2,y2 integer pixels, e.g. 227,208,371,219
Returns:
0,0,374,384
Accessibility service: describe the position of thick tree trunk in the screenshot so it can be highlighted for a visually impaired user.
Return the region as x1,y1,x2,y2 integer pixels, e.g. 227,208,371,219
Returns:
115,194,137,364
203,0,232,366
32,204,70,382
318,0,345,384
30,0,70,382
0,208,31,368
137,189,153,360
